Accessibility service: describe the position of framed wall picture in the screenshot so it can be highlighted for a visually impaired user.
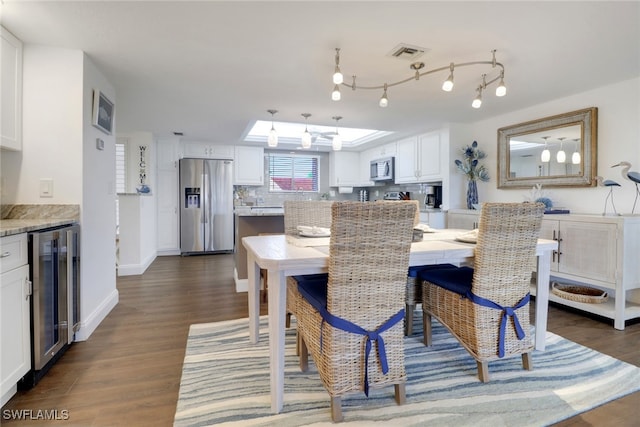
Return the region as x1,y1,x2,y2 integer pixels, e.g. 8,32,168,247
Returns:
92,89,114,135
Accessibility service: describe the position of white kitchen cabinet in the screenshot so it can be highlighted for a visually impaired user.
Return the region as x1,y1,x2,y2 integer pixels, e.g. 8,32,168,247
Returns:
395,132,443,184
447,209,480,229
1,26,23,151
419,211,446,229
1,233,31,406
182,142,234,159
329,151,361,187
156,138,180,255
234,146,264,185
535,214,640,330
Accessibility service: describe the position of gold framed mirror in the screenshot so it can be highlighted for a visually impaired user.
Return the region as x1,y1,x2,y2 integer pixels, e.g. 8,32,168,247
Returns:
497,107,597,188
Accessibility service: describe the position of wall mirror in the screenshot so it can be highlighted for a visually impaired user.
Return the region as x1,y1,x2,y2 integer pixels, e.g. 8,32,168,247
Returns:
497,107,597,188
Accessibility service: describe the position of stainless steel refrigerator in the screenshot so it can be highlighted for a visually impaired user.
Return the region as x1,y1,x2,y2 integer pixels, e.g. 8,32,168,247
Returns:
179,158,234,254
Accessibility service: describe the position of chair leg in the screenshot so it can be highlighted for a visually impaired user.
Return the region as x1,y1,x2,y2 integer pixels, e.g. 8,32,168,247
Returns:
299,335,308,372
477,361,489,383
286,312,291,328
394,383,406,405
330,396,343,423
522,352,533,371
422,312,433,346
296,329,301,356
405,304,414,336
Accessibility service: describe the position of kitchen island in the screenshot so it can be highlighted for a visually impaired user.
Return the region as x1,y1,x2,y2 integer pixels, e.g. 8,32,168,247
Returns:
234,206,284,292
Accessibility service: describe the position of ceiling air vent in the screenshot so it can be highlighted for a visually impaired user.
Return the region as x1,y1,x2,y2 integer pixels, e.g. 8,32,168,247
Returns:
386,43,429,61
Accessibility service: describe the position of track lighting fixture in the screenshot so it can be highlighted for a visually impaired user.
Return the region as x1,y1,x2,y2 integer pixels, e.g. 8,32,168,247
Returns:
379,83,389,108
266,109,278,148
301,113,312,149
332,48,343,85
471,86,483,109
556,137,566,163
442,63,454,92
331,116,343,151
541,136,551,163
331,48,506,109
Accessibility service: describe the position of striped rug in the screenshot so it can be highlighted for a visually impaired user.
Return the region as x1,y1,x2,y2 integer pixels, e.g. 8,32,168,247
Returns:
175,315,640,426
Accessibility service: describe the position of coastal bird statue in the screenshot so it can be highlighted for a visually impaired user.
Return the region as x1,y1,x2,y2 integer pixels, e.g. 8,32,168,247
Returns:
595,176,621,215
612,161,640,214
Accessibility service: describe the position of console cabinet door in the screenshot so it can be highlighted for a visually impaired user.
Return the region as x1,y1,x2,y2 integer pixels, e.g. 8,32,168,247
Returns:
557,221,617,283
1,264,30,398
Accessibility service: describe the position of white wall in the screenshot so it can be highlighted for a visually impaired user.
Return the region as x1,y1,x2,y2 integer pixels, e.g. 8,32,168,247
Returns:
447,77,640,213
1,45,119,341
117,132,157,275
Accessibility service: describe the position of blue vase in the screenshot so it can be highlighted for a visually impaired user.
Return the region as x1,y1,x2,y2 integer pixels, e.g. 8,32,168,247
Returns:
467,180,478,209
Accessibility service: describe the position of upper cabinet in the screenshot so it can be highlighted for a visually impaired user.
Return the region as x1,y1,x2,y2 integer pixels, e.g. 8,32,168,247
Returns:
395,131,443,183
329,151,361,187
182,142,234,159
1,27,23,151
234,146,264,185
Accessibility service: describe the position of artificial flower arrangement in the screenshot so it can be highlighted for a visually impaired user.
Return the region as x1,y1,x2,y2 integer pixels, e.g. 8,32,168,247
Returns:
455,141,489,209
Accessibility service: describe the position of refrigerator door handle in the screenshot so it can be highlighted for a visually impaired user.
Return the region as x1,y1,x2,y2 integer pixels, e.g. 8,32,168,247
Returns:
201,173,208,223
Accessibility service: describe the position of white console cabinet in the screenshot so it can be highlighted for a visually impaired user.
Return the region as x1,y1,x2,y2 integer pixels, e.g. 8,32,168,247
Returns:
537,214,640,330
1,233,31,406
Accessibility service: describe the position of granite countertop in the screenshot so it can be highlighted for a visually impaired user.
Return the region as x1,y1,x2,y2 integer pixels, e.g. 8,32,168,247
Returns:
1,218,78,237
235,206,284,216
1,204,80,237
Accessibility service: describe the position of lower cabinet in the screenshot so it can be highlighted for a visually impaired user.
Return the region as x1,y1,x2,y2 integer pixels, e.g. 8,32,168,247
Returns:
1,233,31,406
419,211,445,229
448,210,640,329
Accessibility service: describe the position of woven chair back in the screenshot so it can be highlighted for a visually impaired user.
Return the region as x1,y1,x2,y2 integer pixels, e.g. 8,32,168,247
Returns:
473,202,545,306
283,200,333,236
327,201,416,329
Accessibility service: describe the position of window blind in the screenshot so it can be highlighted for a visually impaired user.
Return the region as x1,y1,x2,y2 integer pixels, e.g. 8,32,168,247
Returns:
268,154,319,192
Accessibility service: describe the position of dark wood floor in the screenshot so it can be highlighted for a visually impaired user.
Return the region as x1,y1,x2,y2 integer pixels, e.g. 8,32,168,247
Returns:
2,255,639,426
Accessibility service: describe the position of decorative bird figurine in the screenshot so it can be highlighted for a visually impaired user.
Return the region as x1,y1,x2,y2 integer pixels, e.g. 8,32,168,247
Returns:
595,176,621,216
612,161,640,214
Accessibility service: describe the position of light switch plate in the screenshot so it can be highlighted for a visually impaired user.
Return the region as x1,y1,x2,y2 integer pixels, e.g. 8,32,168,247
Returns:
96,138,105,150
40,178,53,198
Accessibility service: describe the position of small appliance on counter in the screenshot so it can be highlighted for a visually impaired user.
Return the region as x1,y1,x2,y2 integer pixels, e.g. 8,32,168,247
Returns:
383,191,411,200
424,185,442,209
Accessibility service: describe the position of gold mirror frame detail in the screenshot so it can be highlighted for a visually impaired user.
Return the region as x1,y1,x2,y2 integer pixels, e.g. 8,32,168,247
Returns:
497,107,597,188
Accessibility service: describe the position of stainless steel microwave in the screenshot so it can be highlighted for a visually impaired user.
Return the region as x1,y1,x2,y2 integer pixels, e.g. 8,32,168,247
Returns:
370,157,394,181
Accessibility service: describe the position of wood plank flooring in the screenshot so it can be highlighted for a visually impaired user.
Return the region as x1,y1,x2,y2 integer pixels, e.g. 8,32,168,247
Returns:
2,255,638,426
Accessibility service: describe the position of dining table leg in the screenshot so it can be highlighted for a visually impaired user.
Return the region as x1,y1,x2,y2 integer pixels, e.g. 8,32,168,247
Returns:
247,253,260,344
267,269,287,413
534,251,552,351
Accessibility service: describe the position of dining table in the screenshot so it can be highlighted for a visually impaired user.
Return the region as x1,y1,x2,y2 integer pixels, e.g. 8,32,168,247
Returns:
243,229,558,414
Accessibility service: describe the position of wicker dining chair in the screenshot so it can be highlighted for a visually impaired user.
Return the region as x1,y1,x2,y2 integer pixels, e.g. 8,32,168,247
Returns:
421,202,545,382
283,200,333,327
292,201,415,422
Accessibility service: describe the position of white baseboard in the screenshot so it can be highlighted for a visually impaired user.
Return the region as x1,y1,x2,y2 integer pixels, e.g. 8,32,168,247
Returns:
117,252,157,276
157,248,180,256
234,268,248,293
74,289,119,341
1,384,17,407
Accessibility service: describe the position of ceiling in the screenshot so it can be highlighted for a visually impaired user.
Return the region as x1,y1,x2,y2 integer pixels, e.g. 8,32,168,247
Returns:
1,1,639,151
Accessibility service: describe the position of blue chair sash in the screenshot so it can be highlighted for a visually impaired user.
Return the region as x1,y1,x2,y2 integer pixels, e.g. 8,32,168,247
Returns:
296,278,404,396
468,292,530,358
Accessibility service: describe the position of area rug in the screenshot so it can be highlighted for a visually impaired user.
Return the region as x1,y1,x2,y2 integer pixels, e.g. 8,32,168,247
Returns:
174,315,640,426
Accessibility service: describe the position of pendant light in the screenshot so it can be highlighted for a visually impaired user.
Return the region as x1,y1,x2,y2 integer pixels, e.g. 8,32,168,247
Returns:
301,113,312,149
556,137,566,163
572,138,581,164
331,116,343,151
266,109,278,148
541,136,551,163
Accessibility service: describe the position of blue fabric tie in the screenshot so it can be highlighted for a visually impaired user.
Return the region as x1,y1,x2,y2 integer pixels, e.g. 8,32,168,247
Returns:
317,307,405,396
468,292,530,358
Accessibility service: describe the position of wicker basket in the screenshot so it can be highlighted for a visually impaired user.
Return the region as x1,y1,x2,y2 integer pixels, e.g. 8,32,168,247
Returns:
551,282,608,304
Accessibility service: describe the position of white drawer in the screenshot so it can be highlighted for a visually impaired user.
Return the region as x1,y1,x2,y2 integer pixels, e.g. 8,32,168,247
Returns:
0,233,28,273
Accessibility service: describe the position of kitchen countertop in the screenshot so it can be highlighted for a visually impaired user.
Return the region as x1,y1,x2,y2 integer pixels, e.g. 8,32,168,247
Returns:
0,218,78,237
235,206,284,216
